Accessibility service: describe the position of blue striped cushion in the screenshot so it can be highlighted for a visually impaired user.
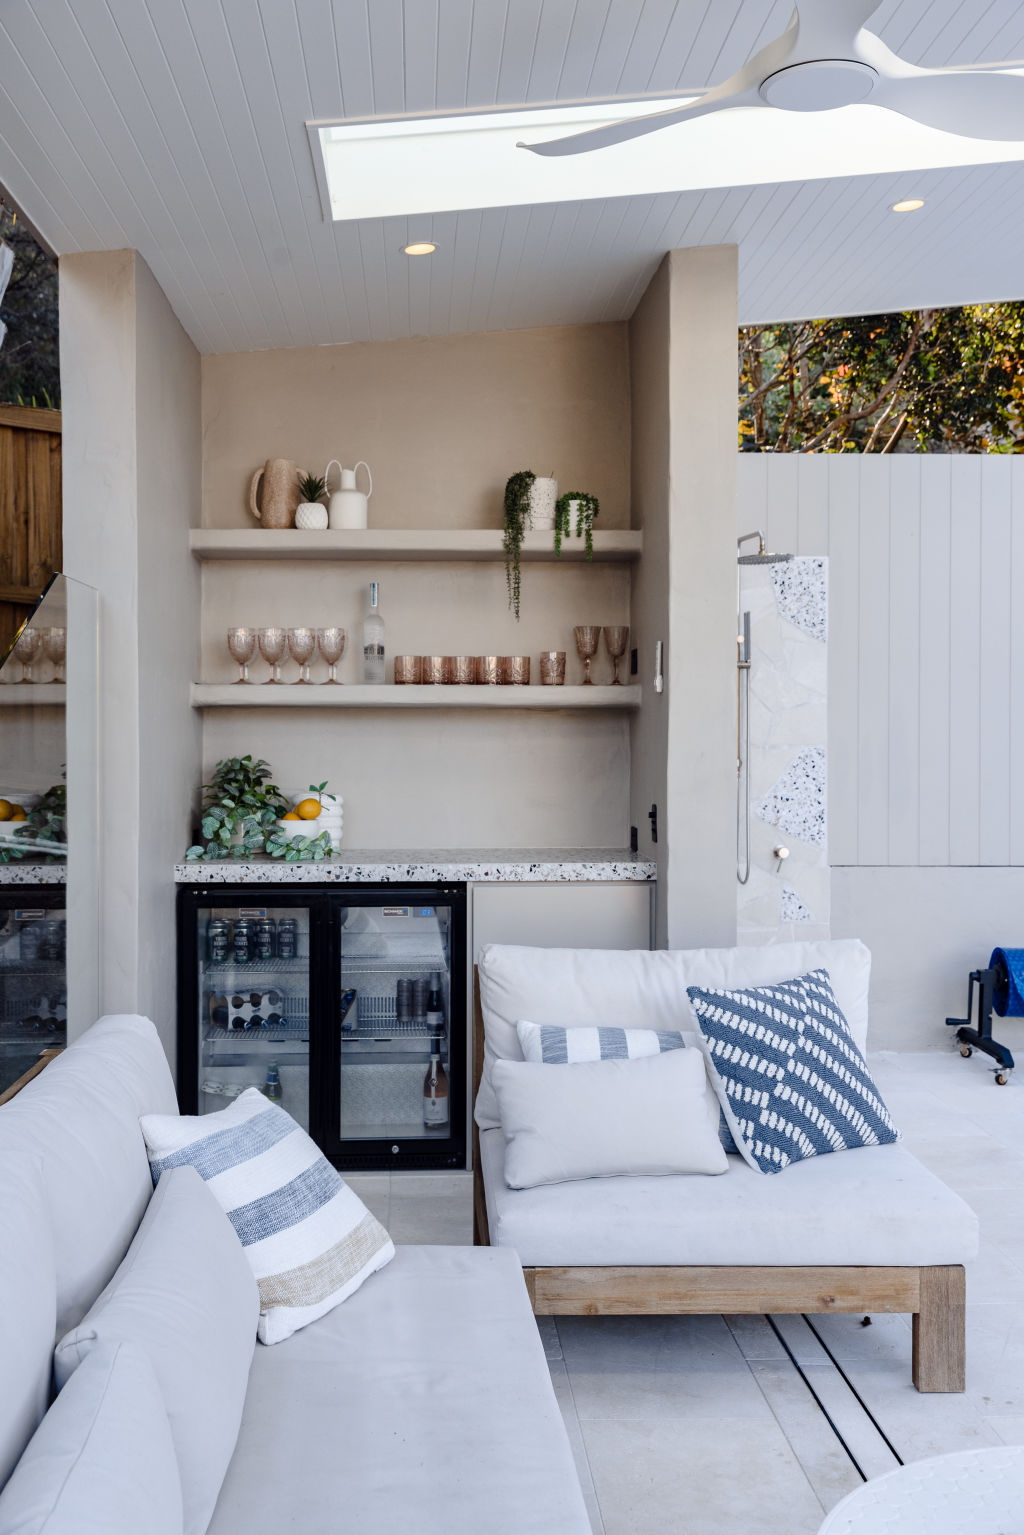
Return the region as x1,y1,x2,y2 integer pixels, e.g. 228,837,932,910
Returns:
517,1020,686,1065
686,968,900,1175
141,1091,394,1344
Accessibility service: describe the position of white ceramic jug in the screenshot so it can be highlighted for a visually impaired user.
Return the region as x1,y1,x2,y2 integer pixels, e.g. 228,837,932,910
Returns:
325,459,373,530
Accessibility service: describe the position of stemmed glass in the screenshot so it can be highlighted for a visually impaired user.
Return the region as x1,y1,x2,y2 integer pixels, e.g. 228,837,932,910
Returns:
287,627,316,684
227,627,256,684
257,626,287,684
13,627,42,684
603,626,629,685
573,625,600,686
316,627,346,684
43,627,67,684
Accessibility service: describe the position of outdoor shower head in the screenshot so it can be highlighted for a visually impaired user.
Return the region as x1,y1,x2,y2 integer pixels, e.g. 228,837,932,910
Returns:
737,530,793,565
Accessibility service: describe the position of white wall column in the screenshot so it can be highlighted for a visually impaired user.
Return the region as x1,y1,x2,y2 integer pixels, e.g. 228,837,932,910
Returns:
60,250,200,1059
630,246,739,948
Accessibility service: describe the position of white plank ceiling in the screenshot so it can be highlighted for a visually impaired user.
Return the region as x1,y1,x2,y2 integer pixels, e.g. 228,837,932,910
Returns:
1,0,1023,354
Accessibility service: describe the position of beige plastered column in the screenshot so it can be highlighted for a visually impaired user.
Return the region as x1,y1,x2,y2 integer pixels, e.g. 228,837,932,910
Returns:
629,246,739,948
60,250,200,1059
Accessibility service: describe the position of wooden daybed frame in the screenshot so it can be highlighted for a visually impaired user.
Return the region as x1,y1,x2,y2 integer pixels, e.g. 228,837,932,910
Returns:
471,971,965,1393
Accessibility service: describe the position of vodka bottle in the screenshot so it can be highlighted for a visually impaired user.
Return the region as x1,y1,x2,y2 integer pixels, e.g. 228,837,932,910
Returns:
423,1037,450,1130
362,581,386,683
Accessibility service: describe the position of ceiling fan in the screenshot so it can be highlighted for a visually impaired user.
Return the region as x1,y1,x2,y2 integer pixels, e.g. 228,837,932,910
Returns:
519,0,1024,158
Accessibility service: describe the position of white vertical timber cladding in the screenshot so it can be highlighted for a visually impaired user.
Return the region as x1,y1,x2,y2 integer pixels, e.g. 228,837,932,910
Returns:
737,452,1024,871
917,455,952,865
887,455,921,867
666,246,739,947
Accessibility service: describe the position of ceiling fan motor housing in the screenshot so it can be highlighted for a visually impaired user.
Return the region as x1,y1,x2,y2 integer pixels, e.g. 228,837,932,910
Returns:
758,59,879,111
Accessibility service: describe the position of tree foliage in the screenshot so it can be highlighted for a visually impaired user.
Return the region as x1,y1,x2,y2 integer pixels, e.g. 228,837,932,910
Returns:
0,207,60,409
738,304,1024,453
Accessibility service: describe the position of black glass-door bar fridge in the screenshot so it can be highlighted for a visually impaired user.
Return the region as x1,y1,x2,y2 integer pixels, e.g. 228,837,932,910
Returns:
0,887,67,1096
176,884,467,1170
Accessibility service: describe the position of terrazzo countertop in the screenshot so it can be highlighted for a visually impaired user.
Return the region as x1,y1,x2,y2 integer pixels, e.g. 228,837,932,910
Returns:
173,848,656,884
0,863,66,885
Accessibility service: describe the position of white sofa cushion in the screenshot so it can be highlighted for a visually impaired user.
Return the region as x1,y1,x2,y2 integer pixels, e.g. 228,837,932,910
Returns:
140,1089,394,1346
206,1246,591,1535
54,1166,257,1535
476,940,871,1130
493,1049,728,1188
687,969,900,1175
0,1342,182,1535
479,1127,979,1267
0,1156,56,1492
0,1015,178,1336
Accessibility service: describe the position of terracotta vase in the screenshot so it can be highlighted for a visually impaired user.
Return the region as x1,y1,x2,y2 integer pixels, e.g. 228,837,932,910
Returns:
249,458,299,529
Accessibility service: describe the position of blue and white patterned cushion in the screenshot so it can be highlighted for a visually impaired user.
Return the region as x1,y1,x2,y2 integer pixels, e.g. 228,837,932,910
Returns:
685,968,900,1175
516,1019,686,1064
140,1090,394,1344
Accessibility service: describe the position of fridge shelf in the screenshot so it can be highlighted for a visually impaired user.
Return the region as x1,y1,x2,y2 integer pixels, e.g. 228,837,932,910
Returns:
204,1022,308,1044
202,957,309,978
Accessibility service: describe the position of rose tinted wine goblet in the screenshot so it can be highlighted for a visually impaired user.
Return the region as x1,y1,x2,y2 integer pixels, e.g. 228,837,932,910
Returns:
43,627,67,684
603,625,629,685
316,627,346,684
13,627,42,684
573,625,600,685
227,627,256,684
287,627,316,684
257,626,287,684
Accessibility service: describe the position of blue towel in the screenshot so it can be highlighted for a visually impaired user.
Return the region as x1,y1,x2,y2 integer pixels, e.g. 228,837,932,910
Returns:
990,949,1024,1018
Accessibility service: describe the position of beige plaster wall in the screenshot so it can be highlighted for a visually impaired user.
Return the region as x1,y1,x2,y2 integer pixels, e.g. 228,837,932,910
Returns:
200,322,633,849
201,323,630,530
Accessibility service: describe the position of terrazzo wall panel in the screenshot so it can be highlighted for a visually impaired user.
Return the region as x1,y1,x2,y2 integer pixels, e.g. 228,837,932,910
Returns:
737,556,829,944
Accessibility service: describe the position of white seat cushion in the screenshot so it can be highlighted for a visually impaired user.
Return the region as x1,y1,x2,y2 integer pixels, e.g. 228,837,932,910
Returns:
476,940,871,1130
206,1246,591,1535
0,1156,56,1492
480,1128,979,1268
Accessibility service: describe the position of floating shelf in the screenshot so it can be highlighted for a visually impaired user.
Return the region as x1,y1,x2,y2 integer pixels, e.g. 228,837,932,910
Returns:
189,528,642,563
0,685,65,707
191,683,641,711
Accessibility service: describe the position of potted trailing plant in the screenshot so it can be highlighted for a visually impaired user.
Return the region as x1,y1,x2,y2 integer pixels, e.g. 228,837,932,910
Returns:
184,755,289,861
503,469,535,620
554,491,600,559
295,470,328,531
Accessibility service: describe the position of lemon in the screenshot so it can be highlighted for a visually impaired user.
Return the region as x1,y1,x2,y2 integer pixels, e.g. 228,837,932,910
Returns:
0,800,11,822
281,812,300,821
9,812,26,822
295,798,321,820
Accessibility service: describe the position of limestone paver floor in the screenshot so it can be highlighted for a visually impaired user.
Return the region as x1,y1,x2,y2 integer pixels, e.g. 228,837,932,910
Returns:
347,1047,1024,1535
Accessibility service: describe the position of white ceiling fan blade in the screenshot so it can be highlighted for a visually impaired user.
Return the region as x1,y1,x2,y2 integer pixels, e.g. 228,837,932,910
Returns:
875,69,1024,141
518,82,759,157
791,0,884,52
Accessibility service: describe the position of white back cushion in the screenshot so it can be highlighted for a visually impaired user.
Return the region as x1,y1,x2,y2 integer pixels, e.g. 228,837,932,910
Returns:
476,940,871,1129
0,1155,56,1493
0,1015,178,1337
0,1342,182,1535
55,1166,257,1535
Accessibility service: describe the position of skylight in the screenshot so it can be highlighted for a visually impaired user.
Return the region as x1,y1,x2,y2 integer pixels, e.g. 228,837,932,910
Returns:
310,96,1024,223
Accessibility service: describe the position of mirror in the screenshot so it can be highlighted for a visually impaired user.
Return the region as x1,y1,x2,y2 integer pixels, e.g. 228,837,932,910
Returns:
0,573,97,1093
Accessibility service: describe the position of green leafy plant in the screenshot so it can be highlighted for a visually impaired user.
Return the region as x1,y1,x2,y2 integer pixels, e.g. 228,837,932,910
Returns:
502,469,535,621
554,492,600,559
264,827,332,862
0,781,66,863
184,755,287,861
297,470,327,504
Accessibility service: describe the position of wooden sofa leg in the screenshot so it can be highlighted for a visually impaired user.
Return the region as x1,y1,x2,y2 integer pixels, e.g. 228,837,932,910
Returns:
912,1265,965,1392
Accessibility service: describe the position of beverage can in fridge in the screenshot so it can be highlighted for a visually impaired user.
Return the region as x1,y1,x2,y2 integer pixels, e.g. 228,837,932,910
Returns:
277,918,298,959
254,918,276,962
207,918,230,964
233,918,252,966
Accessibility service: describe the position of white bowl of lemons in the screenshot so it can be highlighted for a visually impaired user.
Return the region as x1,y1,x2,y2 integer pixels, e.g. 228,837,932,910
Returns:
276,793,343,849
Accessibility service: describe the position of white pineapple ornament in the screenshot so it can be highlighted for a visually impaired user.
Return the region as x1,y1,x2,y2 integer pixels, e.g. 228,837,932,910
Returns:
295,470,329,531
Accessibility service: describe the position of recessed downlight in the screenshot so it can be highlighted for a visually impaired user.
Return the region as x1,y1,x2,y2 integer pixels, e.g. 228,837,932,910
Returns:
403,240,437,255
891,198,925,213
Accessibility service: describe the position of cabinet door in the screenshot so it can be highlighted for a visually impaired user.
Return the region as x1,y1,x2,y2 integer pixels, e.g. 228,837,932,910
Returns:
472,882,653,958
0,898,67,1096
191,899,314,1131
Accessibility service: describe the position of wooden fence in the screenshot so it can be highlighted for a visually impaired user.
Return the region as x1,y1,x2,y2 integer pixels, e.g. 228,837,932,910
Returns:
0,403,62,657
